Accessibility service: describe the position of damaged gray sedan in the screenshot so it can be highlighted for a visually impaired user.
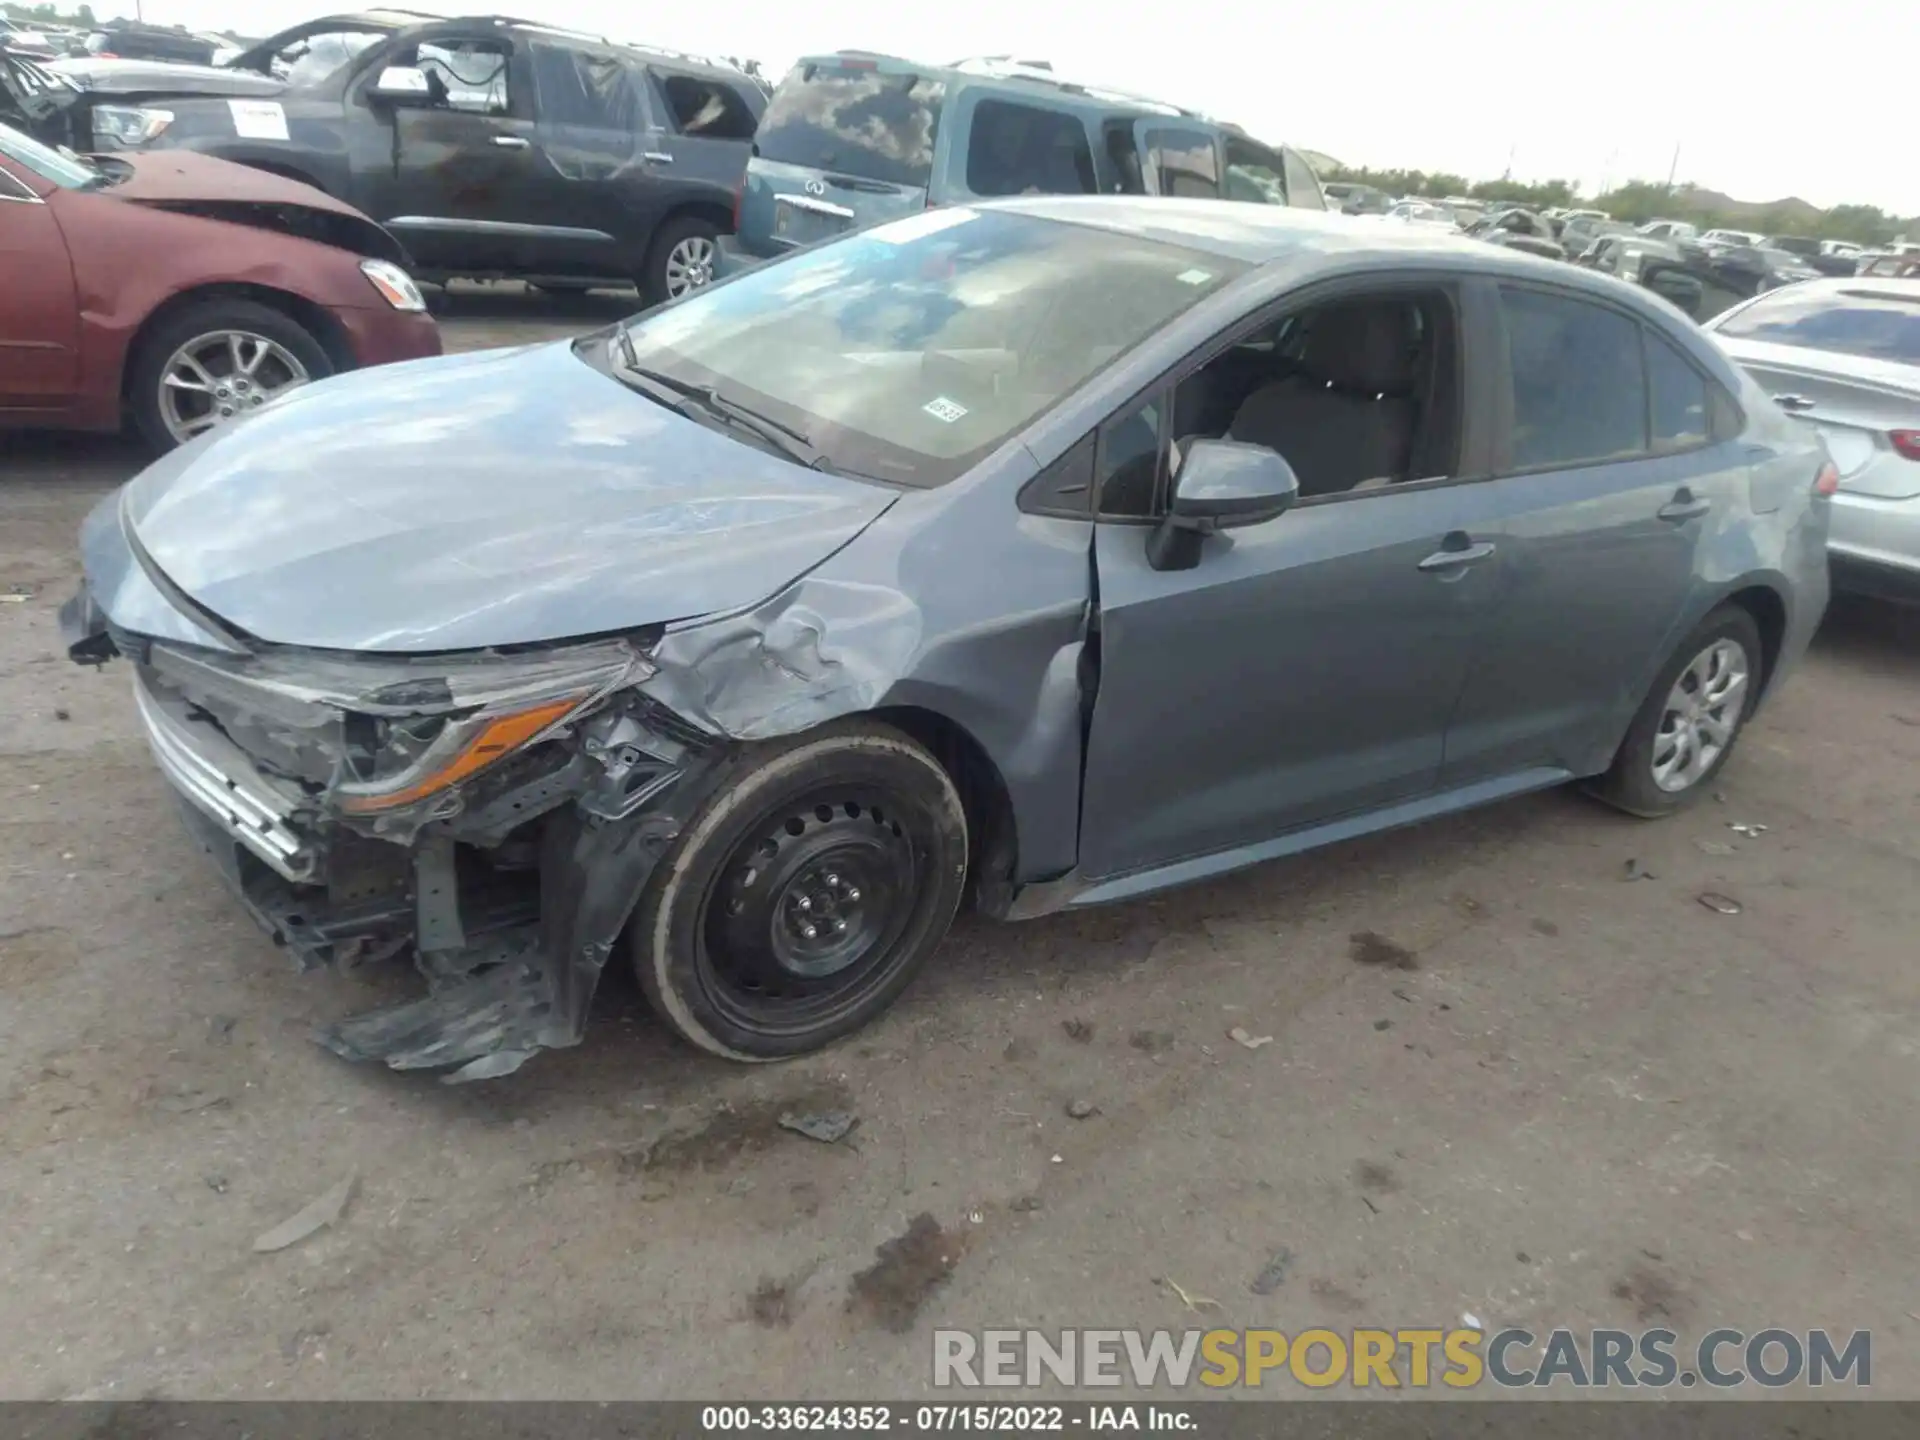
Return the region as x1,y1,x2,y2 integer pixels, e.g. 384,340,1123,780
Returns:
63,198,1833,1079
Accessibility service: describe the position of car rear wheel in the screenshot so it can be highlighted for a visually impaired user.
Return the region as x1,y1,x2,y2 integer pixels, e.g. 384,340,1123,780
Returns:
1587,605,1762,817
641,215,720,306
130,299,333,451
629,720,969,1060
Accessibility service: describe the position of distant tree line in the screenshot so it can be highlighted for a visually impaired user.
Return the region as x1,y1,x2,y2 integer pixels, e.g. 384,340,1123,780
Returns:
1320,164,1915,246
2,2,97,23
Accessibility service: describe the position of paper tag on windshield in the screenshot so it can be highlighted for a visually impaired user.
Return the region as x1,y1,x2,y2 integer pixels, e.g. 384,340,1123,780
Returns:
1176,268,1214,285
228,101,290,141
870,208,978,245
922,396,968,424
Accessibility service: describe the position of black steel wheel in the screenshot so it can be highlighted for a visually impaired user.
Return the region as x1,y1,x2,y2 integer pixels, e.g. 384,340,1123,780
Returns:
630,720,968,1059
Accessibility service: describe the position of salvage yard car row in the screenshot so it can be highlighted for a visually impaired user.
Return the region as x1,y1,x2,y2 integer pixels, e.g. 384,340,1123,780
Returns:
5,7,1916,1088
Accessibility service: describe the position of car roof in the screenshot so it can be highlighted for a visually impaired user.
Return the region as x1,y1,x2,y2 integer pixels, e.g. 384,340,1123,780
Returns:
1766,276,1920,299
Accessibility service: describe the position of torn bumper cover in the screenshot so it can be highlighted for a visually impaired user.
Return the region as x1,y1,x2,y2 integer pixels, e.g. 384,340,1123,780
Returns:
81,600,737,1082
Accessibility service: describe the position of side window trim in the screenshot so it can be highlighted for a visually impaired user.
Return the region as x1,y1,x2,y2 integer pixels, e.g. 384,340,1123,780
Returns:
1089,272,1485,523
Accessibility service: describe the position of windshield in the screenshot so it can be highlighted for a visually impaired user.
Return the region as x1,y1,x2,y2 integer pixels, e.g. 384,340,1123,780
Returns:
0,121,100,188
1718,288,1920,366
616,207,1247,487
247,29,391,86
754,62,946,189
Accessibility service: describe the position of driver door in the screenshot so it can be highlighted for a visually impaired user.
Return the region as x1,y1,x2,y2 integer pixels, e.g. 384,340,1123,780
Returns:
1076,280,1502,884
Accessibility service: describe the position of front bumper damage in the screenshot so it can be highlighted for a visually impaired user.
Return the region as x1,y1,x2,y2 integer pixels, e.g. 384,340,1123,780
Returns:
82,600,738,1082
63,563,952,1082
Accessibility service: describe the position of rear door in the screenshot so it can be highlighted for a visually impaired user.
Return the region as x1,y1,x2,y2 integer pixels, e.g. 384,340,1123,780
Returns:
1441,282,1747,785
0,161,78,410
521,37,655,276
739,59,948,258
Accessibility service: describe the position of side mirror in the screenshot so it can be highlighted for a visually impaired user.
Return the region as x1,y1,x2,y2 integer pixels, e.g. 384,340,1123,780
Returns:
369,65,432,105
1146,439,1299,572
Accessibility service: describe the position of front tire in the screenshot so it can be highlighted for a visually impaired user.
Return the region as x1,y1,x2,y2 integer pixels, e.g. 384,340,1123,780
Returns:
1588,605,1762,817
630,720,969,1060
128,299,332,451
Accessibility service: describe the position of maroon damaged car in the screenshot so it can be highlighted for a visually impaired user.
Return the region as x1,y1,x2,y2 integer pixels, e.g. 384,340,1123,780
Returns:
0,121,439,450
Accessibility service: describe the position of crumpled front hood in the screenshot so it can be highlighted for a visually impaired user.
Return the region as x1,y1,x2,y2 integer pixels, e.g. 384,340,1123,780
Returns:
53,57,285,98
122,341,898,653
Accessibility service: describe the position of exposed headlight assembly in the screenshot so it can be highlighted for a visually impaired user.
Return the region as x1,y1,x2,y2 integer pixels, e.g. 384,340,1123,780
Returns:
149,638,650,815
90,105,173,148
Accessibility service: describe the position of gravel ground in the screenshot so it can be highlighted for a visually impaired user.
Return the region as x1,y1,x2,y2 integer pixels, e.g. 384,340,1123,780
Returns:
3,285,1918,1402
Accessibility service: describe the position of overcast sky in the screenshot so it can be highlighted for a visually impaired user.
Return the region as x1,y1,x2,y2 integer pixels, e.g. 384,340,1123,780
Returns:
92,0,1919,216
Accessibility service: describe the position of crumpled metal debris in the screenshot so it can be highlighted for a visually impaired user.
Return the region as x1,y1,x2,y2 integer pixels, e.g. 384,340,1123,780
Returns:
1228,1027,1273,1050
1697,892,1743,916
777,1110,857,1144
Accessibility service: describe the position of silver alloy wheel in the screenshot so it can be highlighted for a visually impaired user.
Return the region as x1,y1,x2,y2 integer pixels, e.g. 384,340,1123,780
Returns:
1650,637,1750,793
663,235,716,297
158,330,310,445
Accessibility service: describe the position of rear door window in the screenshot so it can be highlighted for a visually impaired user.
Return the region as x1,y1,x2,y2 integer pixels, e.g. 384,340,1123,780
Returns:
755,64,945,188
1222,135,1284,205
1645,330,1712,453
655,72,758,139
1141,126,1219,198
530,41,643,131
1499,287,1649,469
966,99,1096,197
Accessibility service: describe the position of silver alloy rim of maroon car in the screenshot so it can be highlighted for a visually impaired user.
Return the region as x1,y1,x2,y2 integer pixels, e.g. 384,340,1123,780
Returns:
159,331,311,444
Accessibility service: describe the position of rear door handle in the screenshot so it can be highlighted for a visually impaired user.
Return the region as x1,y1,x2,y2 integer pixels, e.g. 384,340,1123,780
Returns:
1772,393,1817,412
1417,538,1497,572
491,135,530,149
643,150,674,164
1657,494,1712,522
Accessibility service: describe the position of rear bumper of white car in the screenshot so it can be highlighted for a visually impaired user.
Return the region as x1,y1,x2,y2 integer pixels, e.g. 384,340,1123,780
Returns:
1829,489,1920,603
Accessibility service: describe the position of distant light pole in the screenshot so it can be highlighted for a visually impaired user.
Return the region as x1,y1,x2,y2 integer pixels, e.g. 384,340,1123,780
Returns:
1666,143,1681,193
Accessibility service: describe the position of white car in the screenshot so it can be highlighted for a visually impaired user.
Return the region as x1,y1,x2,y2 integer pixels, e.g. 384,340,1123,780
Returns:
1707,277,1920,604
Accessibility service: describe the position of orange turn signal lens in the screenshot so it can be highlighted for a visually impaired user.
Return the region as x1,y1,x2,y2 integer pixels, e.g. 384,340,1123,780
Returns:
1813,461,1840,497
338,697,581,814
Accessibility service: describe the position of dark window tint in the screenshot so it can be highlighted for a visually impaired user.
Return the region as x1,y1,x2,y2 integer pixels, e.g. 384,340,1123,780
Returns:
1716,287,1920,365
1500,287,1648,469
967,100,1096,197
755,65,945,189
531,43,642,130
1142,127,1219,199
1646,330,1710,452
1281,148,1325,209
657,72,758,139
1096,397,1165,517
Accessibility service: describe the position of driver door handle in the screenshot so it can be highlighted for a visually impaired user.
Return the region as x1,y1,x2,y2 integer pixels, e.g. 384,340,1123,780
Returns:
1418,538,1497,572
1772,393,1817,412
491,135,530,149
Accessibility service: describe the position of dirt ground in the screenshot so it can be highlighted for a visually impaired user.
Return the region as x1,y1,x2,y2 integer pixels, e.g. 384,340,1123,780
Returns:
3,286,1918,1402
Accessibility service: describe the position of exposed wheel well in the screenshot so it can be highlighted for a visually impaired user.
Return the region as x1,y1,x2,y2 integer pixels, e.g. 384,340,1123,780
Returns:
1723,585,1787,696
874,706,1018,912
122,284,355,403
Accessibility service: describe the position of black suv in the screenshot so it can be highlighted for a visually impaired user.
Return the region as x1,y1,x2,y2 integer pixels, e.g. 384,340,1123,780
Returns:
112,14,765,301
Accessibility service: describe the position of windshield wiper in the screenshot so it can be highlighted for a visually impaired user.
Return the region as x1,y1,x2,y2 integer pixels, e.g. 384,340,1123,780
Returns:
609,340,835,472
